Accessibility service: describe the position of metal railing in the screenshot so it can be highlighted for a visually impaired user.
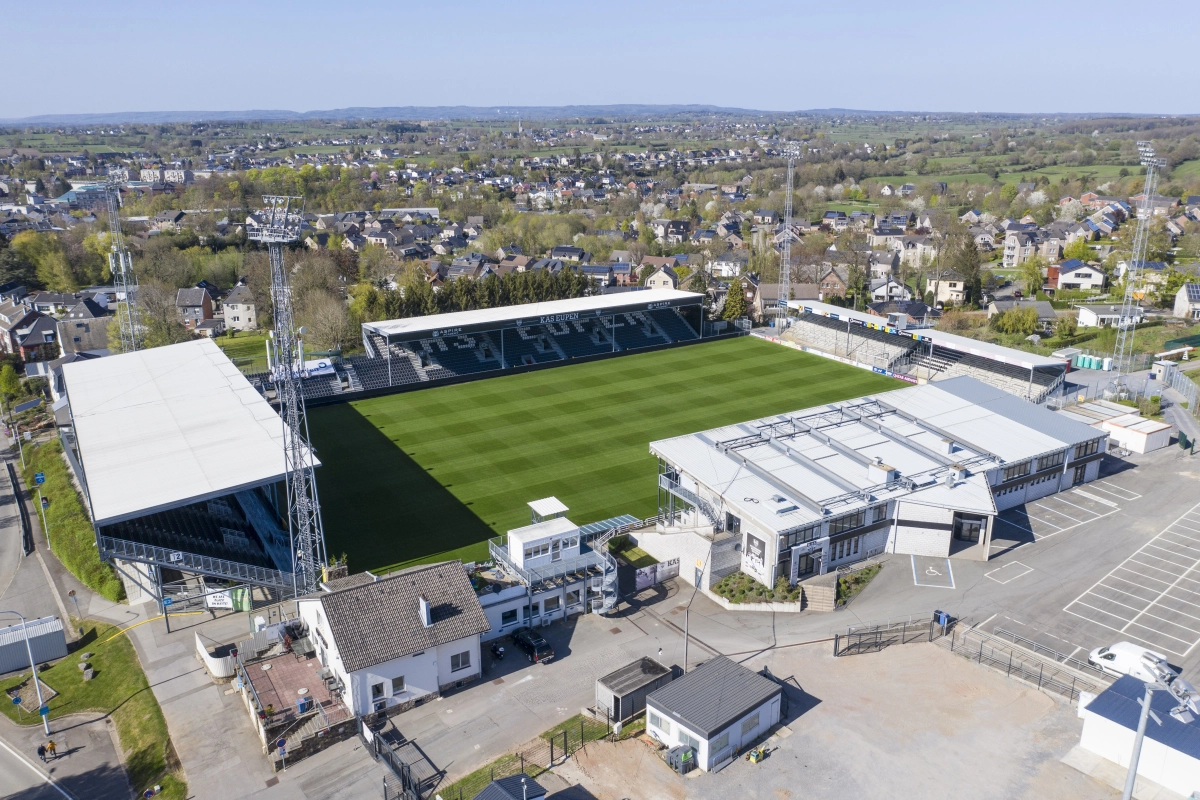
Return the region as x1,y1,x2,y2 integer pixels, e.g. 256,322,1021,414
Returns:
991,628,1111,681
937,626,1104,705
658,474,719,524
1163,363,1200,418
834,615,952,656
98,535,294,590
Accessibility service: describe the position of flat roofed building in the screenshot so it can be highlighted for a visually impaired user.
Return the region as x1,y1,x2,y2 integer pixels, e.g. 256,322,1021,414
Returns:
596,657,674,723
648,377,1106,588
646,656,782,772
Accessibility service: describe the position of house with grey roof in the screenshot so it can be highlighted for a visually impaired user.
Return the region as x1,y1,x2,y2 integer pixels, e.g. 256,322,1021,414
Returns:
176,287,213,329
1175,284,1200,322
295,561,490,717
645,656,782,772
222,283,258,332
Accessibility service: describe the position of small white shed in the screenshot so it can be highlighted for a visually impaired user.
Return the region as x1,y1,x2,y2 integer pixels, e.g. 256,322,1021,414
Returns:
1102,414,1173,454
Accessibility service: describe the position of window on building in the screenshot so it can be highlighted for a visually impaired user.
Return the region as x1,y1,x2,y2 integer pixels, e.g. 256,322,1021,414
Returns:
873,505,887,522
501,609,517,626
649,711,669,734
710,732,729,753
1074,439,1100,459
393,675,405,693
829,510,866,536
371,681,386,700
543,596,561,612
1002,462,1031,482
853,536,860,555
781,524,820,550
566,590,581,606
741,712,760,736
1037,451,1065,471
450,651,471,672
679,731,700,751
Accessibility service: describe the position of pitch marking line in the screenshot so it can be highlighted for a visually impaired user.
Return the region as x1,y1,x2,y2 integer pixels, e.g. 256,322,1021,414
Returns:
1064,500,1200,657
985,561,1033,585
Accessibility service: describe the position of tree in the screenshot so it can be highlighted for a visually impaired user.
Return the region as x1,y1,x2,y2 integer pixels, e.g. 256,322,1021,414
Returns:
0,364,20,400
722,285,747,320
990,306,1039,336
1056,315,1078,339
1062,237,1093,262
10,231,77,291
943,225,983,304
300,292,356,352
1019,255,1046,296
137,281,191,348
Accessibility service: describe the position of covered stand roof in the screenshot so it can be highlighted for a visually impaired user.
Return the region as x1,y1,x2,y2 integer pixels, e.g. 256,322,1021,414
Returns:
364,288,702,341
63,338,315,527
790,299,1068,370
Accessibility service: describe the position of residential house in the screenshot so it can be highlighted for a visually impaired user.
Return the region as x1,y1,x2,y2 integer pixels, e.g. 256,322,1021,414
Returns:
753,209,779,225
1051,259,1105,292
707,250,749,278
869,277,912,303
176,287,213,329
1003,231,1038,268
295,562,490,718
959,209,983,225
899,183,916,197
1078,304,1144,328
930,271,966,306
878,184,896,197
222,283,258,332
821,210,848,231
817,267,849,300
868,250,899,279
194,319,225,338
549,245,589,262
497,254,535,274
645,266,679,290
896,236,936,268
1174,284,1200,321
0,301,54,360
28,292,78,316
58,298,111,356
580,264,614,287
152,210,186,231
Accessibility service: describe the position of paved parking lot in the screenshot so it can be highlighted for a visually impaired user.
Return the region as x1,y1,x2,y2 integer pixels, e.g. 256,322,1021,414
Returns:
992,480,1138,544
1064,500,1200,658
911,555,954,588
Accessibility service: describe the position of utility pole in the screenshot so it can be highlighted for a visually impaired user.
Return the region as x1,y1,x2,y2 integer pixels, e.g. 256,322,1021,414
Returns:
1111,142,1166,398
247,197,327,597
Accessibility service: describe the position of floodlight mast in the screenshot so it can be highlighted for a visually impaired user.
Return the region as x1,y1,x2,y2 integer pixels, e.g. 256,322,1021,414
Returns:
247,196,327,597
105,171,142,352
778,143,802,324
1109,142,1165,397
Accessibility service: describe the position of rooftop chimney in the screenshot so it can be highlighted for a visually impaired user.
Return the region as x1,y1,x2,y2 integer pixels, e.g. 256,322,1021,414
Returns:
418,594,432,627
942,438,957,455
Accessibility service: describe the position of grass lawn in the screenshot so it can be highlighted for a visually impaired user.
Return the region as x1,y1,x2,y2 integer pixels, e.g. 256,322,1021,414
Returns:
214,332,269,372
0,620,186,800
306,336,900,572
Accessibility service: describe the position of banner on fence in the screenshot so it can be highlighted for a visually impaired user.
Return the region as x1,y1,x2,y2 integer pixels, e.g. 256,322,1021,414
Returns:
205,590,234,610
635,557,681,590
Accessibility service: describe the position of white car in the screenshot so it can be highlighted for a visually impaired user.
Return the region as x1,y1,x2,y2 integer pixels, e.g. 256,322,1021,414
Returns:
1088,642,1170,681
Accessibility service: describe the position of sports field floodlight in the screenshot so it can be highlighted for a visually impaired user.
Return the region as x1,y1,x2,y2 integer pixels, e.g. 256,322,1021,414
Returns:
777,142,803,325
1122,651,1197,799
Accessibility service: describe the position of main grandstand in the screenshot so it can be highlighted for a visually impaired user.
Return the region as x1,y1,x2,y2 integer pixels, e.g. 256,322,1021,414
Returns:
775,300,1069,403
61,339,310,604
247,289,706,402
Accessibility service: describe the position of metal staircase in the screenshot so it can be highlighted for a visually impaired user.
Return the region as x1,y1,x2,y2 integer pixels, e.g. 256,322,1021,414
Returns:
590,530,620,614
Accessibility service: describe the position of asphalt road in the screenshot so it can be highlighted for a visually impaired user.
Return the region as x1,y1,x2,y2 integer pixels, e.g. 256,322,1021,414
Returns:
0,735,69,800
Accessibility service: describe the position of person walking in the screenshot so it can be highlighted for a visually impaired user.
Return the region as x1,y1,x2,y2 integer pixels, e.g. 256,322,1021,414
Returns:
36,744,46,762
46,740,56,760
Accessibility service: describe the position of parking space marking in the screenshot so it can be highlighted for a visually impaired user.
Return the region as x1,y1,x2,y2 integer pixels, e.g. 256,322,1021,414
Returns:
1090,480,1143,501
1071,489,1119,508
1031,502,1083,523
911,555,955,589
1064,501,1200,657
985,561,1033,585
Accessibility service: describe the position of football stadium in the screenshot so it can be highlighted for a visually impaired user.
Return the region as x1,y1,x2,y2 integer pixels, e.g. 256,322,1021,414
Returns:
57,286,1110,613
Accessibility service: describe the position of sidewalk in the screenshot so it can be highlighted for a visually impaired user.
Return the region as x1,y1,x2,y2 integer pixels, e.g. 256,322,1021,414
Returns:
0,711,132,800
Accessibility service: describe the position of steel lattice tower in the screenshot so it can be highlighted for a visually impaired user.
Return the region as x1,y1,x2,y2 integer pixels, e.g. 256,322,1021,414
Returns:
1110,142,1166,396
104,172,142,352
777,144,802,324
247,196,327,596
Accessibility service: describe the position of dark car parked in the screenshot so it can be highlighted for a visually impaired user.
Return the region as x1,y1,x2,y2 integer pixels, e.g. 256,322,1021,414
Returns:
512,627,555,663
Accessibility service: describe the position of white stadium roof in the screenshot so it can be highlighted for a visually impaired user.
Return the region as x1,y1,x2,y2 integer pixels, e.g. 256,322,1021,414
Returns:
789,300,1068,370
364,289,701,339
63,339,312,527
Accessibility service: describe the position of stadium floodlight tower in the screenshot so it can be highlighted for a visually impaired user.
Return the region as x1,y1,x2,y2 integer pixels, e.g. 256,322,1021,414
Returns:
247,196,328,597
104,170,142,352
1108,142,1167,399
777,142,802,326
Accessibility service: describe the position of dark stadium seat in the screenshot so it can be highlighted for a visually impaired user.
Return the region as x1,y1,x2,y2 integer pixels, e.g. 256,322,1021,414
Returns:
648,309,699,342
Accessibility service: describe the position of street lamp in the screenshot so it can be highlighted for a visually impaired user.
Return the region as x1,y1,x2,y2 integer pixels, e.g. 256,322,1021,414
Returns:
0,611,51,735
1120,652,1200,800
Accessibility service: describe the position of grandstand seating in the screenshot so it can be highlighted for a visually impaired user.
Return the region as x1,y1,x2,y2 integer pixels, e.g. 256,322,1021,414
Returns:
649,309,700,342
543,319,613,359
933,353,1062,401
612,312,669,350
103,497,278,570
783,314,918,368
501,327,564,367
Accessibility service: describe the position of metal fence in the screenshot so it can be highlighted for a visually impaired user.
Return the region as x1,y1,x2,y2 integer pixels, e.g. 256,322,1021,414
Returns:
436,715,611,800
6,462,33,554
1162,363,1200,418
936,626,1104,705
833,615,953,656
991,628,1111,682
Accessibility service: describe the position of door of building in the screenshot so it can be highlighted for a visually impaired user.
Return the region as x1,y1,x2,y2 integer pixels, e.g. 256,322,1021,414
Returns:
953,513,984,543
1073,465,1086,486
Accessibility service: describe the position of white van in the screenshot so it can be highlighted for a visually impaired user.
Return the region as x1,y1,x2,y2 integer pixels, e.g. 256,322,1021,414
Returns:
1088,642,1170,681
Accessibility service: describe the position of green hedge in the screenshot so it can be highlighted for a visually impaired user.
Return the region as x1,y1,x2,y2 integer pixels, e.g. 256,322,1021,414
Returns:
21,438,124,602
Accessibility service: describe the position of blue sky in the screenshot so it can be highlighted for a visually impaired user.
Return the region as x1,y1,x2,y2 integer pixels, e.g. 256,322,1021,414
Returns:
6,0,1198,119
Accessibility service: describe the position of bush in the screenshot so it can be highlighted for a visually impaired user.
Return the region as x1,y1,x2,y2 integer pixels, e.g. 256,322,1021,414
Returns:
711,571,802,604
22,438,124,601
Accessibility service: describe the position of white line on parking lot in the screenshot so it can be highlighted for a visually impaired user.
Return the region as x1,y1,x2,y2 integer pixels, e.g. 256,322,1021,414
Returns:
1090,480,1143,501
1031,501,1084,523
995,505,1119,542
1064,501,1200,657
1071,489,1118,508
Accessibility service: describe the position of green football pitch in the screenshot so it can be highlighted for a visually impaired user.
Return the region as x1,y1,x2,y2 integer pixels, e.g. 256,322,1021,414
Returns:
306,336,901,572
